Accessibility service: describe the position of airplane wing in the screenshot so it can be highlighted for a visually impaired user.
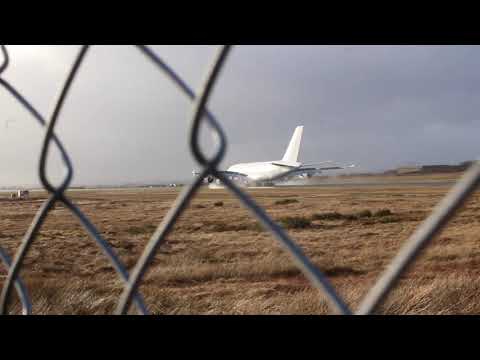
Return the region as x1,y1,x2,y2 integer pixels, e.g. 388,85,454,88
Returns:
300,160,334,167
193,170,250,185
218,171,249,179
271,167,320,181
193,170,247,178
272,163,356,182
304,163,356,170
301,161,356,169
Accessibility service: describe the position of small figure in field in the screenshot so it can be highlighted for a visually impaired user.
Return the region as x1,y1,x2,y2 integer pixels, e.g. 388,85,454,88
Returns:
9,190,30,201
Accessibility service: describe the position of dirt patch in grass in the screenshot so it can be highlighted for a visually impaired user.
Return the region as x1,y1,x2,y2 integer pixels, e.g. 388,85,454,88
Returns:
274,199,299,206
180,220,264,233
3,213,35,221
324,266,367,277
125,224,157,235
311,209,406,225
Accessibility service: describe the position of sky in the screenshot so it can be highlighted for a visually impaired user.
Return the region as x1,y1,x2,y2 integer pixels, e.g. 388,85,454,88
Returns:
0,45,479,187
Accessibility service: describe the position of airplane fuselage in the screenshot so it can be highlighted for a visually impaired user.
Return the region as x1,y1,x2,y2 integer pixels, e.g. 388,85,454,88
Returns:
227,161,298,182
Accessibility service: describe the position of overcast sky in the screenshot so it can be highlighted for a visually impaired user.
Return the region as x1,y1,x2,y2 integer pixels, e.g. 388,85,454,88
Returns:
1,45,479,187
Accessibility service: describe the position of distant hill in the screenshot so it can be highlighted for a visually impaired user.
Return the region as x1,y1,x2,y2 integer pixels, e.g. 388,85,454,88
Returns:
385,161,475,176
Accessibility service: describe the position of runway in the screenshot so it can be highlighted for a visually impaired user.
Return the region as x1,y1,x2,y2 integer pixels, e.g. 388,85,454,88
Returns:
207,178,457,189
277,179,458,188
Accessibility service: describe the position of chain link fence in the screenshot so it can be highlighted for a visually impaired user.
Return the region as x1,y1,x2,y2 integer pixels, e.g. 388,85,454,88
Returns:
0,45,479,315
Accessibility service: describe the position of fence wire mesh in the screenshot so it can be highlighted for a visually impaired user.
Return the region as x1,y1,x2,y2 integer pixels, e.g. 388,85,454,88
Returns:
0,44,479,315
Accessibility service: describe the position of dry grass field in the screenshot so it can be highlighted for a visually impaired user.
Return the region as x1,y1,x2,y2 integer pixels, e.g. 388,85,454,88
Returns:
1,173,480,315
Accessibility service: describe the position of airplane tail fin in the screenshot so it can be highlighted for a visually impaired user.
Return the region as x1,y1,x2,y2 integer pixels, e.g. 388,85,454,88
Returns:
282,126,303,164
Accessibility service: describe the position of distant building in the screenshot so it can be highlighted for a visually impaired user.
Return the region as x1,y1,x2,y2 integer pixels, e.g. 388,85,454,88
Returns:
385,161,474,176
421,164,471,173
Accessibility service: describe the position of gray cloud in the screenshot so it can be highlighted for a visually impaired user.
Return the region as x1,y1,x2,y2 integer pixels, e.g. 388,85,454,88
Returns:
1,45,479,187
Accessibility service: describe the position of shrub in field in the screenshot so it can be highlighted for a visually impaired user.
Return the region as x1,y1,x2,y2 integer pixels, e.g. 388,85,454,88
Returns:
373,209,393,217
312,212,344,221
312,210,371,221
378,216,401,224
274,199,299,206
249,222,266,232
278,216,312,229
343,214,359,221
355,210,372,218
214,201,224,207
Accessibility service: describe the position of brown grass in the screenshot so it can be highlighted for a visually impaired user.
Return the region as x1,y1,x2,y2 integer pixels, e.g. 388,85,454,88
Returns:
1,174,480,314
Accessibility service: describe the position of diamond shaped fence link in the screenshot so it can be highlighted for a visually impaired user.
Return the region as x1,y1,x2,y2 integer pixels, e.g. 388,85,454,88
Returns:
0,44,479,315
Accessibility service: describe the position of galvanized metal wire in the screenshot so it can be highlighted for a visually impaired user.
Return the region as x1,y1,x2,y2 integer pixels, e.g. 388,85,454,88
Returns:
0,44,479,315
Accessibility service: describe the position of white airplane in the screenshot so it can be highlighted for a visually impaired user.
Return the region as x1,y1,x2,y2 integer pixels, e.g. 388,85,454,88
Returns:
193,125,355,187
